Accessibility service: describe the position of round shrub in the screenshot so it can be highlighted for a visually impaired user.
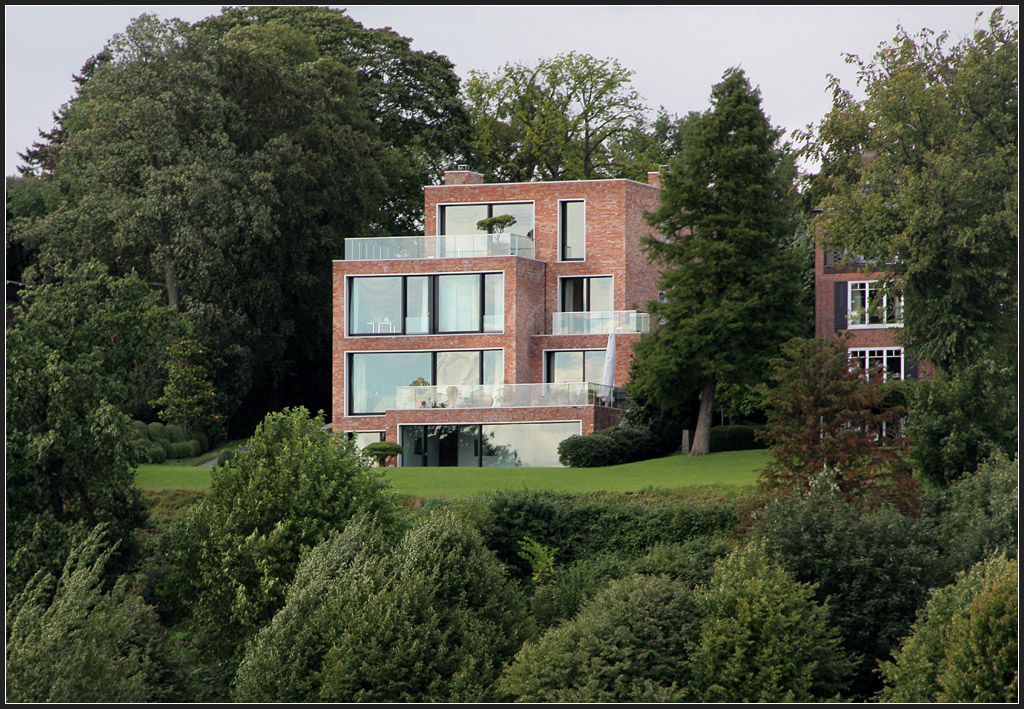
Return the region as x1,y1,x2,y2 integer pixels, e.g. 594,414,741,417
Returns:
165,425,187,443
187,439,202,458
192,431,209,454
709,425,766,452
131,420,152,441
557,434,611,467
217,448,236,467
156,439,174,458
146,442,167,464
147,422,168,441
557,424,660,467
168,441,193,459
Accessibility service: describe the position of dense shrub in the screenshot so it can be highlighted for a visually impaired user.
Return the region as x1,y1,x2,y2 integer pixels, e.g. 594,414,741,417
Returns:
147,421,168,440
156,438,174,458
192,430,209,454
881,553,1018,702
934,453,1017,579
689,542,853,702
498,575,700,702
165,424,187,443
481,490,739,580
6,526,184,702
131,420,152,440
146,442,167,464
158,408,400,692
750,473,940,699
557,424,658,467
216,448,236,466
708,424,766,452
235,512,533,702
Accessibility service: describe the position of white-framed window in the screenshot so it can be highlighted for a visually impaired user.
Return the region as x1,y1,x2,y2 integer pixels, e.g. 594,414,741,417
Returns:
848,281,903,328
848,347,904,381
558,199,586,261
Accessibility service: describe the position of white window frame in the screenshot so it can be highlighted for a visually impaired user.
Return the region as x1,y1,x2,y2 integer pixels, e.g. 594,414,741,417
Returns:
848,347,904,382
847,280,903,329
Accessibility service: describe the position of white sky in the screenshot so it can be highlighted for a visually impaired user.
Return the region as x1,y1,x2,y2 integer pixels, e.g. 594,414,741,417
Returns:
4,5,1016,177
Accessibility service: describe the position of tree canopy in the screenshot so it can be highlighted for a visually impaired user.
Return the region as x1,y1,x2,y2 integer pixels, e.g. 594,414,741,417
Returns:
634,68,806,455
805,9,1018,375
464,52,647,181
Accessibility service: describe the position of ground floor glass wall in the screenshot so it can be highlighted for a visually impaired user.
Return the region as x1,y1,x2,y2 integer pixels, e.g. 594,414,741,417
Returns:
400,421,581,467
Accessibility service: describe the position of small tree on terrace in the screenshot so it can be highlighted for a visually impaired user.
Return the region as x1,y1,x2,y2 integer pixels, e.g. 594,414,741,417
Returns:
636,68,806,456
758,336,917,512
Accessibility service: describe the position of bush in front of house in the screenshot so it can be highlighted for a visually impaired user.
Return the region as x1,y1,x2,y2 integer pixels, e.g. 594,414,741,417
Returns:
709,425,767,453
557,424,659,467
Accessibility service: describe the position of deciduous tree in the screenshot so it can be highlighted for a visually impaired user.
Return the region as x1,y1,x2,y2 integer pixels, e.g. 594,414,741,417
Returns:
635,68,806,455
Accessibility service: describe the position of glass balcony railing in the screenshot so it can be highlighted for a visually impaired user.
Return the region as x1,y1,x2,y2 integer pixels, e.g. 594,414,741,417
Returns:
344,233,535,260
394,382,620,410
551,310,650,335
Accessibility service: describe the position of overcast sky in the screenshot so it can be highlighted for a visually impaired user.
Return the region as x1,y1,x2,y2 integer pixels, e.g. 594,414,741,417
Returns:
5,5,1016,177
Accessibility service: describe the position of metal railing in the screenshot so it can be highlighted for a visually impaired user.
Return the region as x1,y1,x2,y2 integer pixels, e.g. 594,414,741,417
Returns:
344,233,535,260
394,382,620,410
550,310,650,335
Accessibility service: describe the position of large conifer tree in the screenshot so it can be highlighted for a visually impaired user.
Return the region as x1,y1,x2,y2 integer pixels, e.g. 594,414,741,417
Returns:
635,68,805,455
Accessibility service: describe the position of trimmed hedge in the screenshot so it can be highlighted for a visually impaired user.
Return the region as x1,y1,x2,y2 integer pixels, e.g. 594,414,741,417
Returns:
147,422,168,441
165,425,187,444
145,442,167,464
708,425,767,453
558,424,659,467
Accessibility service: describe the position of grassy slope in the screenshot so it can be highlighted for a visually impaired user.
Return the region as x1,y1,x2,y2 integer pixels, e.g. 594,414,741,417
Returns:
135,449,767,497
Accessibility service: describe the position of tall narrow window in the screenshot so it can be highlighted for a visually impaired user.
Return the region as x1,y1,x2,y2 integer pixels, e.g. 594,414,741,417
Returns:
560,200,585,261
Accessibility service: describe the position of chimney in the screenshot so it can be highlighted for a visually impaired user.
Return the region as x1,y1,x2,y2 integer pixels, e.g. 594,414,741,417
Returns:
444,166,485,185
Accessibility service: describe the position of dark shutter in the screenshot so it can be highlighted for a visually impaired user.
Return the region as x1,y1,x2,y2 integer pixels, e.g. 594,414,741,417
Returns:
833,282,848,330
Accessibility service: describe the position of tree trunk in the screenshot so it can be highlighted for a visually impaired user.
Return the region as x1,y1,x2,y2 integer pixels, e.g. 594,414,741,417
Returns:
163,256,180,309
690,376,716,456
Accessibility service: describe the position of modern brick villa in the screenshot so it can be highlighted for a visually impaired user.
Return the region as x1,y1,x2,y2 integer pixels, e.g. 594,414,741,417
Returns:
332,168,663,467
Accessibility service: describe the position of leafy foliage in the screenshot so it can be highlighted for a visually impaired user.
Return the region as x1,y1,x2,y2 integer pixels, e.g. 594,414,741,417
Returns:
6,526,183,702
805,10,1018,375
906,359,1018,486
636,68,806,455
235,511,533,702
157,408,399,686
5,263,172,595
757,337,918,512
153,333,225,443
557,424,659,467
464,51,646,181
750,477,940,698
497,574,700,702
689,542,853,702
881,553,1018,702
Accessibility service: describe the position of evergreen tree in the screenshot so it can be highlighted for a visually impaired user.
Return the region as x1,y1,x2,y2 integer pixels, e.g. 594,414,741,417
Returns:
635,68,806,455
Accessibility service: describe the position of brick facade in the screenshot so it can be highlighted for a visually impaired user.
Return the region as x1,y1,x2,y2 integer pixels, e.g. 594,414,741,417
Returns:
332,172,663,465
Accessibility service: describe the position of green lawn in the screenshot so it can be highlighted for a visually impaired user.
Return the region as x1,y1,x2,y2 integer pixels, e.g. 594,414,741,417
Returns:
135,449,767,496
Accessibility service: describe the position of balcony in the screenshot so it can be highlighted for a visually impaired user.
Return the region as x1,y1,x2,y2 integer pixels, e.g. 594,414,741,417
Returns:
394,382,621,410
344,233,535,261
549,310,650,335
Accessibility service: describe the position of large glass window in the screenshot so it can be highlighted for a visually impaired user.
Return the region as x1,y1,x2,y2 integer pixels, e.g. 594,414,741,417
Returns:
400,421,580,467
547,350,607,383
561,276,613,312
440,202,535,237
560,200,585,261
349,273,504,335
349,350,503,415
849,281,902,327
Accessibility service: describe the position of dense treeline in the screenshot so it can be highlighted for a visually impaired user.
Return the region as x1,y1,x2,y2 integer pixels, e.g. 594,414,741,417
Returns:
6,7,1018,703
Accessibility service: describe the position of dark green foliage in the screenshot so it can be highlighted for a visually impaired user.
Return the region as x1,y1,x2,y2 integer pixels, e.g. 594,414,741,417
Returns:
216,447,235,466
709,424,766,452
154,334,225,444
6,526,184,702
881,553,1018,702
145,442,167,464
147,422,168,440
235,512,533,702
165,425,186,443
933,453,1018,580
498,574,700,702
158,408,399,690
750,475,940,698
557,424,659,467
690,542,853,702
636,68,807,456
481,489,739,581
807,11,1017,375
907,360,1018,486
6,263,171,596
192,430,209,454
131,419,152,440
